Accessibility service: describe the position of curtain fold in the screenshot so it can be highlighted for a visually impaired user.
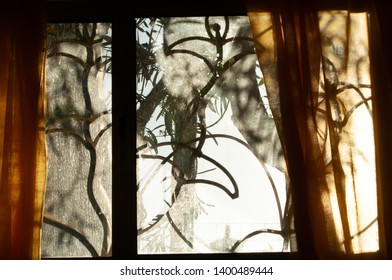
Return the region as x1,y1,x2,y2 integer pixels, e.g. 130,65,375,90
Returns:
247,0,381,259
0,0,47,259
368,0,392,260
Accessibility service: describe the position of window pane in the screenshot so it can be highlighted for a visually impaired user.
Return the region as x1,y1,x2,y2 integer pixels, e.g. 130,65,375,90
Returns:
318,11,378,253
42,23,112,257
136,17,290,254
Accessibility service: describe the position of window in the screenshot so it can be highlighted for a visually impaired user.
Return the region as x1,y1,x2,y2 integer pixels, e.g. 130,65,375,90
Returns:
42,22,112,258
42,0,379,259
136,16,289,254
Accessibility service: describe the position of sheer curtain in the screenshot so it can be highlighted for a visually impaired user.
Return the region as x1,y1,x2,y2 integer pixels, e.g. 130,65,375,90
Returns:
247,0,391,259
0,0,47,259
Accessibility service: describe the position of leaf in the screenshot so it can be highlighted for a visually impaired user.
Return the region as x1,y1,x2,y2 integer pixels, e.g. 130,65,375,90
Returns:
155,99,167,121
145,129,158,154
164,112,174,137
207,99,217,113
258,76,265,87
220,96,228,115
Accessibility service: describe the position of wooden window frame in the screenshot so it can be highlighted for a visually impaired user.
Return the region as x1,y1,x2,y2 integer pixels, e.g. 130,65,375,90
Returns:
45,0,378,260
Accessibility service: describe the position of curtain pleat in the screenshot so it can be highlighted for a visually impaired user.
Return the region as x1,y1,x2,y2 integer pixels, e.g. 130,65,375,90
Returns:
0,0,47,259
368,0,392,259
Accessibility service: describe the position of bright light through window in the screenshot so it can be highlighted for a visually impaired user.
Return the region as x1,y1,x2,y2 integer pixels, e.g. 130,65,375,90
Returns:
136,16,289,254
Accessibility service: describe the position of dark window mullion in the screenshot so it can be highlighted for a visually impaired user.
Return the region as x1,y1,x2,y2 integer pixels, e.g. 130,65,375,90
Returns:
111,18,136,259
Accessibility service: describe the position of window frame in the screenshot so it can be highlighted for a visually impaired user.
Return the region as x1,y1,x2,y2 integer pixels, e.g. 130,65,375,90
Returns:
44,0,379,260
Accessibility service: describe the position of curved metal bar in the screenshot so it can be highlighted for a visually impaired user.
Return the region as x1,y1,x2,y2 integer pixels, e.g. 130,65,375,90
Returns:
231,228,284,252
167,212,194,249
166,36,215,52
336,82,372,116
195,153,239,199
43,215,99,257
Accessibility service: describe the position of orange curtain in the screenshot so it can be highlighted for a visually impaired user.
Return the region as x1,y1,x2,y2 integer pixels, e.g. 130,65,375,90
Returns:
0,0,47,259
247,0,384,259
368,0,392,260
